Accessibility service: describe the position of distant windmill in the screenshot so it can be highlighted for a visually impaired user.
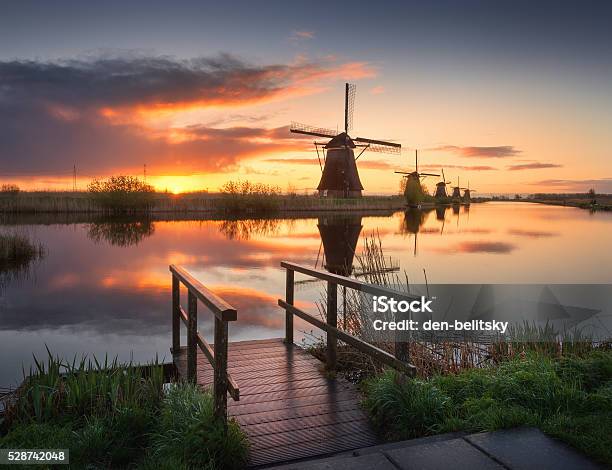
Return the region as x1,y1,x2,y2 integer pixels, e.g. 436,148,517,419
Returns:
463,181,476,202
290,83,401,197
395,150,440,183
450,176,466,200
434,168,451,199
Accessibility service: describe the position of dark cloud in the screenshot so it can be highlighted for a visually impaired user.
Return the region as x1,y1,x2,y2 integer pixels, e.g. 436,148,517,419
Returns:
508,229,559,238
507,163,562,171
0,53,370,175
432,145,521,158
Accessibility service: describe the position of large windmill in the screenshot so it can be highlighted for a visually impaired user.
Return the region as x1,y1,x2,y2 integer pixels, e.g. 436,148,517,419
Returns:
434,168,451,199
290,83,401,197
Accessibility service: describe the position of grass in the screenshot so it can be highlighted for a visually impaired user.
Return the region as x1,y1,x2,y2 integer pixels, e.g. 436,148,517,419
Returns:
0,232,45,284
0,351,248,469
363,350,612,465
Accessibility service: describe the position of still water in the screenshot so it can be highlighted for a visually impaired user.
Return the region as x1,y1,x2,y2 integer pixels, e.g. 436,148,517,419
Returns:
1,202,610,388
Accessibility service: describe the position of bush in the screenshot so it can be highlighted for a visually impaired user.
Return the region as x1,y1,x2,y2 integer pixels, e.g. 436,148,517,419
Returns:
88,175,155,212
219,180,281,213
363,351,612,465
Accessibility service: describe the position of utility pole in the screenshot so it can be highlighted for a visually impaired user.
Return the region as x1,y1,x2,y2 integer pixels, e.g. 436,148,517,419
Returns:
73,165,77,191
144,164,147,183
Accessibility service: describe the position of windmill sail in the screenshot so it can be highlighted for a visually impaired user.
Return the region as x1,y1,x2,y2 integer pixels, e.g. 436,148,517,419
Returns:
290,122,337,139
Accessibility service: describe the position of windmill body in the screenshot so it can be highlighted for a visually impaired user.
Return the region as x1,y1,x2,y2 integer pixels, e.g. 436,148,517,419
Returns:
317,133,364,197
434,168,450,199
290,83,400,198
395,150,439,204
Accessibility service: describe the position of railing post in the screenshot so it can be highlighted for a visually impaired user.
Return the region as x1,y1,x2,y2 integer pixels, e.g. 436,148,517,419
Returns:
172,275,180,352
213,317,229,424
187,291,197,383
285,269,294,344
326,281,337,371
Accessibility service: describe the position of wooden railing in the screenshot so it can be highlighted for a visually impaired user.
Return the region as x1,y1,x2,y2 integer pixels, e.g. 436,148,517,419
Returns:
279,261,417,376
170,264,240,422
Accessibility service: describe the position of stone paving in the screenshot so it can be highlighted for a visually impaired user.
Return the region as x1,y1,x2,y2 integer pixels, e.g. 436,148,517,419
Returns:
266,427,604,470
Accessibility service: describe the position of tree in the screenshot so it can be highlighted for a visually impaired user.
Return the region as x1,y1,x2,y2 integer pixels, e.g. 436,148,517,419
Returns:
88,176,155,212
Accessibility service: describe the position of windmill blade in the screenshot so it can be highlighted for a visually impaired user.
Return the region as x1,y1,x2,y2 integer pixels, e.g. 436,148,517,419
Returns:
354,137,401,154
345,83,356,132
395,171,411,175
290,122,337,139
442,168,446,182
421,172,440,177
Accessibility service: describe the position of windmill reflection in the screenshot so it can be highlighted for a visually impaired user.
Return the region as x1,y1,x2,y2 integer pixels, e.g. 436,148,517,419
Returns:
316,214,363,276
87,217,155,247
400,207,434,256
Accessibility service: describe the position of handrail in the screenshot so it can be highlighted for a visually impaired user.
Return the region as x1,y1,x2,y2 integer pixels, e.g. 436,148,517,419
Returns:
280,261,420,302
170,265,239,423
170,264,237,321
279,261,416,376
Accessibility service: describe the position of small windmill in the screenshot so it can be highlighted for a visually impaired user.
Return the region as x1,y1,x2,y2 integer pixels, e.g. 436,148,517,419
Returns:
463,181,476,202
395,150,439,204
450,176,466,200
434,168,451,199
290,83,401,197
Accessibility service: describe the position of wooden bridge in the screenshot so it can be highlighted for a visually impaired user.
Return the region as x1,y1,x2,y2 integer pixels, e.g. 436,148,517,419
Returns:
170,262,417,468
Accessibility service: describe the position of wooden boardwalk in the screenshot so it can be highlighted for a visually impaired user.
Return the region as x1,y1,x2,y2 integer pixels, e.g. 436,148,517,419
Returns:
173,338,379,468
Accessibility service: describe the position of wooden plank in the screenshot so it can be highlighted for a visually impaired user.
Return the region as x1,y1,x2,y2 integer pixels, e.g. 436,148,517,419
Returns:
187,291,197,383
213,316,229,418
249,419,377,452
169,264,237,321
229,390,359,416
327,280,337,370
248,431,378,467
279,299,416,376
285,269,294,344
227,382,354,406
240,409,371,437
171,275,180,351
235,398,363,426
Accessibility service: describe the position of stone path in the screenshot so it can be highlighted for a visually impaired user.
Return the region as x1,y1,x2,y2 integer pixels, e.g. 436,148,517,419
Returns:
267,427,604,470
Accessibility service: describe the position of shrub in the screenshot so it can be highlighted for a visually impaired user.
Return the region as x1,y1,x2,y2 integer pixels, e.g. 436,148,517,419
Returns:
219,180,281,213
363,351,612,465
88,175,155,212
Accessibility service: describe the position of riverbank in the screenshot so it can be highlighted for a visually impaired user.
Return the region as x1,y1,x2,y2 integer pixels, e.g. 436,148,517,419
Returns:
523,194,612,211
0,191,407,214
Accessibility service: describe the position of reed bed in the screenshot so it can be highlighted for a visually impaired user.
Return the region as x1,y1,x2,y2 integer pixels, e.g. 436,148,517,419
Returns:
0,232,45,284
0,350,248,469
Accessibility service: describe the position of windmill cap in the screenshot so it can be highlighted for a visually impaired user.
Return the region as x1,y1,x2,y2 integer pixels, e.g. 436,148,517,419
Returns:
324,132,356,149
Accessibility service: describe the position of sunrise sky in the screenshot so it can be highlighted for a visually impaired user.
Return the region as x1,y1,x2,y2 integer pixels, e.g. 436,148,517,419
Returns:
1,0,610,194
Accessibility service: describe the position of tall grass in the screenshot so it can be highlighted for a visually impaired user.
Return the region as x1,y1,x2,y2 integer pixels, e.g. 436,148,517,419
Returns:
307,234,605,380
363,351,612,465
0,350,248,469
0,232,45,285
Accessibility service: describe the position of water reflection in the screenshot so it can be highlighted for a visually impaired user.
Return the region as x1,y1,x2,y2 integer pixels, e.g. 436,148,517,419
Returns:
317,214,363,275
87,217,155,247
218,218,281,241
0,203,610,388
400,207,435,255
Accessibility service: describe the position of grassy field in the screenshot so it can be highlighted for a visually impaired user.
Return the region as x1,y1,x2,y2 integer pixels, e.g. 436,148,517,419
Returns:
0,191,406,214
0,353,248,469
525,193,612,211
